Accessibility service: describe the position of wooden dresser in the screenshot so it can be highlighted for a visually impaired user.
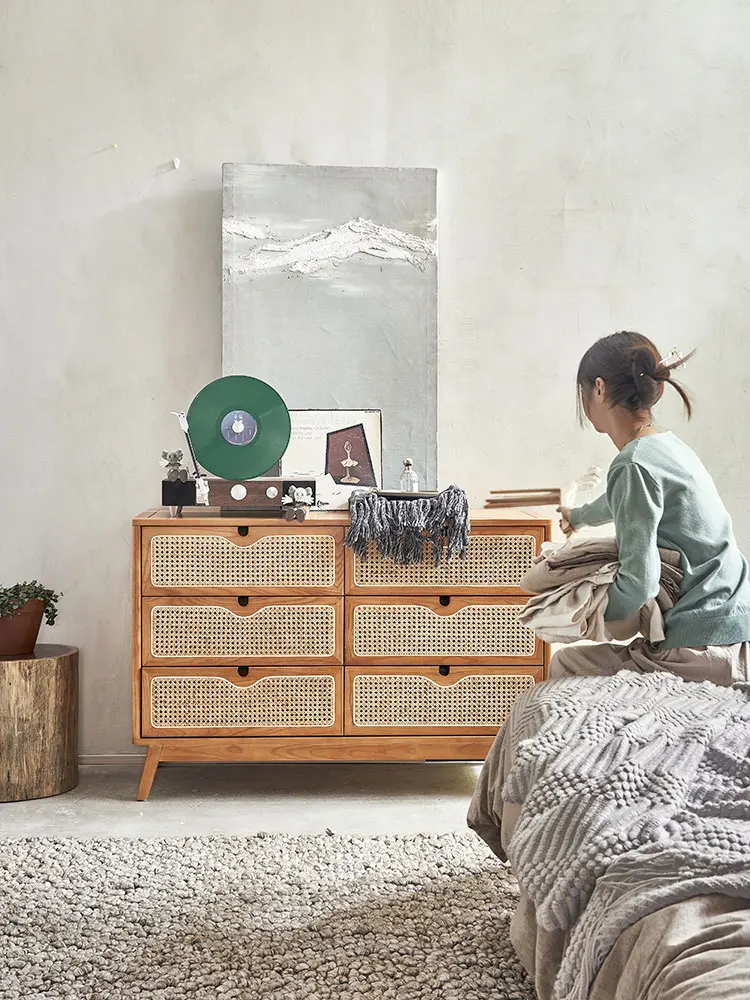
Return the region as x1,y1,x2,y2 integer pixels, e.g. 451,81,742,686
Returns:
132,508,550,799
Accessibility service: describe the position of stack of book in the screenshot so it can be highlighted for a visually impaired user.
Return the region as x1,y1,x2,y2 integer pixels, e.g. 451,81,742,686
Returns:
484,487,561,509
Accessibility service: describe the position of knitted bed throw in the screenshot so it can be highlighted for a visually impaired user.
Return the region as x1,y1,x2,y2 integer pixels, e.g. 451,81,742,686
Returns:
502,672,750,1000
345,486,470,565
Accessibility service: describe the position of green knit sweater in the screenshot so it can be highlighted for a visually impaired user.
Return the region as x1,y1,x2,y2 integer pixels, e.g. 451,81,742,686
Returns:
570,432,750,649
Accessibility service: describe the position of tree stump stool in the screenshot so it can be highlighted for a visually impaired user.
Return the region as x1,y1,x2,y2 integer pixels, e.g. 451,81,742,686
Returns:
0,644,78,802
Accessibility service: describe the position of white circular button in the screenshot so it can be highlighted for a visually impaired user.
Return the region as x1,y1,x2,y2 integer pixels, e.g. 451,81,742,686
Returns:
266,486,279,499
230,484,248,500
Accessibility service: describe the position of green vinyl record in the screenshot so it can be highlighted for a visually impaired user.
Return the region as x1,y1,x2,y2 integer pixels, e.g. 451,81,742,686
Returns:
187,375,291,480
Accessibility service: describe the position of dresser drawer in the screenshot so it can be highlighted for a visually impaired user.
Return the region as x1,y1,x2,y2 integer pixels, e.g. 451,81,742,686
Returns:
345,597,541,665
345,527,544,595
142,597,343,666
345,665,540,735
142,666,343,737
142,526,344,595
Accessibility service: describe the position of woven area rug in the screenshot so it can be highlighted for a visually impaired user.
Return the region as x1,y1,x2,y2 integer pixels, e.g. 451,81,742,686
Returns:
0,832,535,999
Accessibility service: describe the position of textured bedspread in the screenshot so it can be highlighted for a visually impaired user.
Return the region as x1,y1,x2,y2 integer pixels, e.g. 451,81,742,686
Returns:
468,672,750,1000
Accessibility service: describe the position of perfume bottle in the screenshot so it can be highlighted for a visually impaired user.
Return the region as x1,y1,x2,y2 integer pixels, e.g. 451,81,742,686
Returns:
400,458,419,493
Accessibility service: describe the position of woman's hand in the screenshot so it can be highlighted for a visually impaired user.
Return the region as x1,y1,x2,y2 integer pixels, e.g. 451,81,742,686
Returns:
557,506,575,538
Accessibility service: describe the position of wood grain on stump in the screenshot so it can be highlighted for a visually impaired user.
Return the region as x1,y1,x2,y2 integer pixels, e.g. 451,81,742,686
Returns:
0,644,78,801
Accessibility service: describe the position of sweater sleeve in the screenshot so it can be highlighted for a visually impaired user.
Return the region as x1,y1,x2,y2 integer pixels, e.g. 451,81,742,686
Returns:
604,462,664,622
570,492,612,528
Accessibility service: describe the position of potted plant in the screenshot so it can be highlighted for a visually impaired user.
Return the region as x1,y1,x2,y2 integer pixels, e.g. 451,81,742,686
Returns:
0,582,61,657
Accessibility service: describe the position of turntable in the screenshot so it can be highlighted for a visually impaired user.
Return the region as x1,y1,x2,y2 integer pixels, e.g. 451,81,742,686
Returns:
162,375,315,519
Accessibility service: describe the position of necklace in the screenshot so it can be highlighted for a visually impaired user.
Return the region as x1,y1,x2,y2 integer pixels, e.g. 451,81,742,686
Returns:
620,421,655,450
630,421,654,443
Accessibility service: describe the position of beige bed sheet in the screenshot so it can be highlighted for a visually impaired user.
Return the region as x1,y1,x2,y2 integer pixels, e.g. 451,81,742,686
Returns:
468,723,750,999
512,887,750,1000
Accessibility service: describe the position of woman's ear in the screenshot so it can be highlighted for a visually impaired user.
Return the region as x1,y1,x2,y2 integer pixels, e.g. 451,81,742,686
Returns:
594,377,606,400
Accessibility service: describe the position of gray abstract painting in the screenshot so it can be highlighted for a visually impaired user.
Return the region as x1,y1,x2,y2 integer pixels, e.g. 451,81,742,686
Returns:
222,163,437,489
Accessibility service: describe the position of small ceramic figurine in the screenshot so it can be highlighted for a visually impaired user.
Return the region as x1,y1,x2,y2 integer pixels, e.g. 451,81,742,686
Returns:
282,484,314,521
161,449,188,483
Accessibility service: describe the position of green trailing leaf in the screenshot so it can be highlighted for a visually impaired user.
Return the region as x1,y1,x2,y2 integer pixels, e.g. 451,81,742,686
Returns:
0,581,61,625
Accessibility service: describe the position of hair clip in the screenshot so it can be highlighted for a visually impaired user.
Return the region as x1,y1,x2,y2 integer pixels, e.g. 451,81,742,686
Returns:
659,346,687,369
640,346,689,377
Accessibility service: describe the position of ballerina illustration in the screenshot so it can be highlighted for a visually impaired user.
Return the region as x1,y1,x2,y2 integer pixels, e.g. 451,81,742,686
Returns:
340,441,360,484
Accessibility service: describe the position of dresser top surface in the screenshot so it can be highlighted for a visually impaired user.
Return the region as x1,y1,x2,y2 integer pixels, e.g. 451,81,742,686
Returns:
133,507,552,527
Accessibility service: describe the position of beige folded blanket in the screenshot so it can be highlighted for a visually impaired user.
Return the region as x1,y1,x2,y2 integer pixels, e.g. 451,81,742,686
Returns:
519,538,684,644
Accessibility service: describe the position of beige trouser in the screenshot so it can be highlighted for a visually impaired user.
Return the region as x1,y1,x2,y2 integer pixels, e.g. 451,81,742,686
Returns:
549,639,750,686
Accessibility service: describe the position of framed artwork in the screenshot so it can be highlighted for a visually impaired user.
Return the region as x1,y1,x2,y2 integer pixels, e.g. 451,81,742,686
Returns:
222,163,437,489
281,409,382,488
325,423,377,488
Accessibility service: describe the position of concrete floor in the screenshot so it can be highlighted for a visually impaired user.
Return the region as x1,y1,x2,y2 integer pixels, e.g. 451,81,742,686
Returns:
0,762,482,838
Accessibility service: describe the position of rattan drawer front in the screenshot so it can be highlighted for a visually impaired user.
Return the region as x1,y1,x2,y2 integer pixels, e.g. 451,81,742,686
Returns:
345,597,541,665
346,527,544,594
143,526,343,595
345,666,540,735
142,598,343,666
142,667,342,737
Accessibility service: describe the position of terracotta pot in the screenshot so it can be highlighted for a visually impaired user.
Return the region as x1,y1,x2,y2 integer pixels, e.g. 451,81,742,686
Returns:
0,599,45,657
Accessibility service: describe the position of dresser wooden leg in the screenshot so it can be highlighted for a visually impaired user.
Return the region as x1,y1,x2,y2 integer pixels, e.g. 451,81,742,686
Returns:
136,744,162,801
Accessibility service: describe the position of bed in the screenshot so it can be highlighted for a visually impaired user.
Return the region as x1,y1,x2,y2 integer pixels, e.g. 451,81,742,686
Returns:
467,671,750,1000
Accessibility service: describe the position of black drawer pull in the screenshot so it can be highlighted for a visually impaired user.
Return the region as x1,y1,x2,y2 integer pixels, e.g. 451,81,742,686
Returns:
438,665,451,676
237,596,249,607
237,526,249,537
237,665,249,677
439,595,451,607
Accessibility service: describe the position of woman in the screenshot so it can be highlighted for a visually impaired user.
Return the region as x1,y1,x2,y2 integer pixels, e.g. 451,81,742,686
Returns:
552,331,750,685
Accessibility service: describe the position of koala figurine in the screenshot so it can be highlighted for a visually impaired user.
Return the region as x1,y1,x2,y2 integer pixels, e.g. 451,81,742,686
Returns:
161,449,188,483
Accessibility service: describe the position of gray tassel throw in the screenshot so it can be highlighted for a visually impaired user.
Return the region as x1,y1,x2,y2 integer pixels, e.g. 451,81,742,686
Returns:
345,486,471,565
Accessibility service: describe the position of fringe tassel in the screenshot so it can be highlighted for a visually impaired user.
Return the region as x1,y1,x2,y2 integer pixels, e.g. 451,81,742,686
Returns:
345,486,471,565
